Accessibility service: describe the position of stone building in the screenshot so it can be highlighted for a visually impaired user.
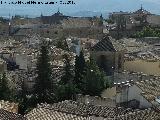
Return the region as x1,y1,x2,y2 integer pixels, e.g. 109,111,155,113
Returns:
113,75,160,111
109,5,159,39
110,5,152,27
91,36,124,75
41,10,69,24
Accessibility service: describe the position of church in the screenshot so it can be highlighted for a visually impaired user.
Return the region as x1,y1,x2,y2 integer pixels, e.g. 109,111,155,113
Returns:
41,9,69,24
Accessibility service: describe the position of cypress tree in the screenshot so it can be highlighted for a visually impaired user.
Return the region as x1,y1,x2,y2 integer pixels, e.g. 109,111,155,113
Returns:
18,80,27,115
59,54,74,85
57,82,78,101
34,44,53,103
82,57,108,96
56,35,69,51
57,54,78,101
74,51,86,90
0,73,11,100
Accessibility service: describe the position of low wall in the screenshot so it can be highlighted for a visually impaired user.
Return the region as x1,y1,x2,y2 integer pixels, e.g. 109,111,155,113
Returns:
113,70,157,83
76,94,116,107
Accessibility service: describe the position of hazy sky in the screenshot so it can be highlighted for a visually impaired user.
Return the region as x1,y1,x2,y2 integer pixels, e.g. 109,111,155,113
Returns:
0,0,160,17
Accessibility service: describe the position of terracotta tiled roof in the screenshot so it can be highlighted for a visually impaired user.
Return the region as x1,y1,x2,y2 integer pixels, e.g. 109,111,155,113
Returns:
136,78,160,111
26,100,160,120
92,36,116,52
0,109,26,120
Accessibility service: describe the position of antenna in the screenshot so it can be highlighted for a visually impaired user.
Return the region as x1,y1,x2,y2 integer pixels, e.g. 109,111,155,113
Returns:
8,13,11,36
8,13,11,26
58,7,60,13
9,13,11,20
141,4,143,10
41,12,43,17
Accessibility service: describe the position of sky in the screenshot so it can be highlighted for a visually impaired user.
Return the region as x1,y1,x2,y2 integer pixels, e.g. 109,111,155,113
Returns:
0,0,160,17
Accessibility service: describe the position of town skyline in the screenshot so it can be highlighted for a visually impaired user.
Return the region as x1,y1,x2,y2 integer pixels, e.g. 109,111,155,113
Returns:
0,0,160,18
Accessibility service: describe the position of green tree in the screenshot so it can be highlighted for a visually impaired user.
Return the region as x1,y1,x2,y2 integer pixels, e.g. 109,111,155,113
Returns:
34,44,55,104
56,83,78,101
106,19,114,24
56,35,69,51
0,73,12,100
18,80,36,115
59,54,74,85
18,97,28,115
82,58,109,96
57,54,79,101
134,26,160,38
74,51,86,91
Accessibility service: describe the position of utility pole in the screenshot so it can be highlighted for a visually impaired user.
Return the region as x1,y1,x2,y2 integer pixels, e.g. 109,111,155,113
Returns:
8,13,11,36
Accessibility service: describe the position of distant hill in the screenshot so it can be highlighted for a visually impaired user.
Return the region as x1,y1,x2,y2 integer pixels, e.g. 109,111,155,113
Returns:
66,11,109,18
1,11,109,19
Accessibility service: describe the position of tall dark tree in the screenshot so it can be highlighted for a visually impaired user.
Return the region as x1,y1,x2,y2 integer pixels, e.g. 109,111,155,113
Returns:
18,80,34,115
34,44,54,103
74,51,86,90
59,54,74,85
0,73,11,100
56,35,69,51
18,80,26,114
0,73,14,101
0,73,12,100
56,82,78,101
82,58,109,96
57,54,79,101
